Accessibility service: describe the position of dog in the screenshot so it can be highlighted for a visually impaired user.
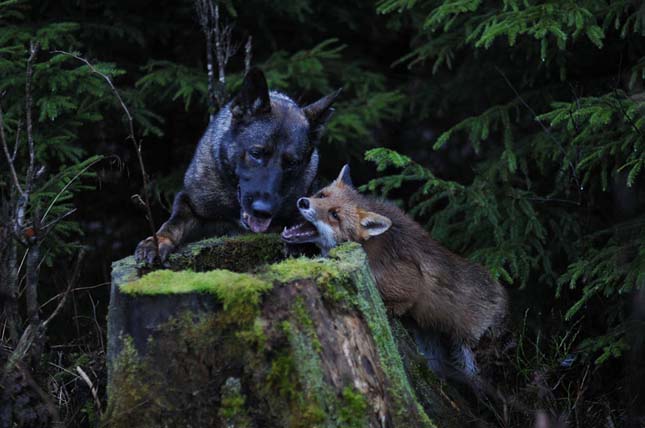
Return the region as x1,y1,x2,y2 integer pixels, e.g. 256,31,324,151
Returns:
135,68,340,263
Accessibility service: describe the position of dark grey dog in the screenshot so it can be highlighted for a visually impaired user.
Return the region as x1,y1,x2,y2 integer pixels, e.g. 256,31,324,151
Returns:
135,68,340,263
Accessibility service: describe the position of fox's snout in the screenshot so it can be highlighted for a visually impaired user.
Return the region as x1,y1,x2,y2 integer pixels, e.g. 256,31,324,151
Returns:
297,197,316,224
297,197,310,210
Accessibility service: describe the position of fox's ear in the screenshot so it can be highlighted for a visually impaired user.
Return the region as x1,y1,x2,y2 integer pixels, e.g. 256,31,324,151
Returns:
358,210,392,238
335,164,353,187
303,88,342,139
231,67,271,120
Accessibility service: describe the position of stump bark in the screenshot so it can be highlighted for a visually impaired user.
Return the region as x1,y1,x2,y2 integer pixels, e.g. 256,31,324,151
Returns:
105,234,474,428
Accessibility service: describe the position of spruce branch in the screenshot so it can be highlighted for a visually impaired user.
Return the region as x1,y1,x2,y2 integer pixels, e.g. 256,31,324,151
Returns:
0,98,23,195
53,50,160,260
43,249,84,328
494,66,583,198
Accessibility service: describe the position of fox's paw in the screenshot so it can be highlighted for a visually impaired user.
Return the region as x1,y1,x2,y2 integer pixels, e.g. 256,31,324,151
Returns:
134,235,175,265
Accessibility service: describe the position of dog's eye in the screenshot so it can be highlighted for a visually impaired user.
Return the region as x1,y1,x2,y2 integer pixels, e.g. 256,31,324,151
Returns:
283,156,299,169
248,147,265,160
329,209,339,221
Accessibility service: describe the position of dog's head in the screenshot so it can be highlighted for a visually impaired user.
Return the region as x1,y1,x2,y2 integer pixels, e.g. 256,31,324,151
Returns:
226,68,340,232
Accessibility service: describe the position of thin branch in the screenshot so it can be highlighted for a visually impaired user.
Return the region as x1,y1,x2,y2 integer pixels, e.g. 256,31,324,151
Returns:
0,100,24,195
214,3,225,84
244,35,252,74
18,362,63,427
24,41,38,198
53,50,159,258
43,250,84,328
494,66,582,194
40,156,103,224
39,281,109,310
12,119,22,162
76,366,103,417
611,88,645,145
39,208,77,242
195,0,218,114
2,323,36,377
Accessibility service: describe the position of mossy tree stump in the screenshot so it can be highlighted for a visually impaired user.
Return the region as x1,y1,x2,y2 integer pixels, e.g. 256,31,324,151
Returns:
106,235,471,428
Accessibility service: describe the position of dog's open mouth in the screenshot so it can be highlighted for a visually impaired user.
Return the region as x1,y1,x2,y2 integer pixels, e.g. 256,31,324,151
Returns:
281,221,319,244
241,211,273,233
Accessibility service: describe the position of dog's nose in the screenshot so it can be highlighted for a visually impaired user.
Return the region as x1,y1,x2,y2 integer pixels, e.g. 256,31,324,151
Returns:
251,199,273,219
297,198,310,209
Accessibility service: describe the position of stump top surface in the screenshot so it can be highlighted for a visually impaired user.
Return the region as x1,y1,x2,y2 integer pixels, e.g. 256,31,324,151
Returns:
112,234,366,297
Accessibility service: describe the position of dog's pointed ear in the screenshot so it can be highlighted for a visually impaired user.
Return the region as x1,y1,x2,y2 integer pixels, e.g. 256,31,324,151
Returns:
304,88,342,138
231,68,271,120
335,164,353,187
358,210,392,239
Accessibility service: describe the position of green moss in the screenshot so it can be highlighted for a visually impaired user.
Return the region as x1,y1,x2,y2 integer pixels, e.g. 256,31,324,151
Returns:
104,337,158,427
264,255,354,304
236,318,268,349
219,378,252,428
171,233,284,272
293,297,322,353
284,320,335,428
266,352,298,401
327,241,362,260
349,252,435,427
265,319,338,428
122,269,271,322
264,256,338,282
105,310,259,427
338,387,369,428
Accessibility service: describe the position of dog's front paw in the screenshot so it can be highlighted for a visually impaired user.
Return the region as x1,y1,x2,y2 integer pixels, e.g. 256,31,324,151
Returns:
134,235,175,265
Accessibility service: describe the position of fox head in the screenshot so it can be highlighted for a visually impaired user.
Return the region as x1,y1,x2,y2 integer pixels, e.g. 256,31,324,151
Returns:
281,165,392,253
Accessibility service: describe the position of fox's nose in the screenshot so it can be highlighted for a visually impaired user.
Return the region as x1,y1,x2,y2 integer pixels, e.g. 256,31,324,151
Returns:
297,198,310,209
251,199,273,219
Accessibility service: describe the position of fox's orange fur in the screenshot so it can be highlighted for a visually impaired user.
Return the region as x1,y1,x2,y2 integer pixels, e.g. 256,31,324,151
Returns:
292,165,508,356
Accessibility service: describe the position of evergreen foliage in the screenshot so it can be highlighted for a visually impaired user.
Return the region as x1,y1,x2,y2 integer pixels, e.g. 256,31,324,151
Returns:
371,0,645,369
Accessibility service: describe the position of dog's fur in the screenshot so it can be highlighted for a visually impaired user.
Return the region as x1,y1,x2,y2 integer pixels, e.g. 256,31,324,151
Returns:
135,68,340,263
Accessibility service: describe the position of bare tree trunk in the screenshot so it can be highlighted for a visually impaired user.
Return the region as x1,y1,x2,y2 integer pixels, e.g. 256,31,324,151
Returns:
24,246,40,326
195,0,240,112
0,232,20,343
244,36,252,74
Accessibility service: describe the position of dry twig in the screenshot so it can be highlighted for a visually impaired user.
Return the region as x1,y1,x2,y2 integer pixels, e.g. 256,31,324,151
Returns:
53,50,159,259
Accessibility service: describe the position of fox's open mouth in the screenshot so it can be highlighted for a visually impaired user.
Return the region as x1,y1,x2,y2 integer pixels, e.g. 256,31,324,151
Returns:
241,211,273,233
281,221,319,243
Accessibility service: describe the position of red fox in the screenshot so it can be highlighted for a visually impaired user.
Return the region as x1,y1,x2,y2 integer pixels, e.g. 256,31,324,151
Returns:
281,165,508,381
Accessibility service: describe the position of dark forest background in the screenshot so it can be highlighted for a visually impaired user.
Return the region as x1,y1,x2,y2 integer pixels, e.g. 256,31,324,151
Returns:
1,0,644,427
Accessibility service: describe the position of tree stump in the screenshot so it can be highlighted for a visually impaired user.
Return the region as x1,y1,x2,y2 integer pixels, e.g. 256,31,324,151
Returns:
105,234,473,427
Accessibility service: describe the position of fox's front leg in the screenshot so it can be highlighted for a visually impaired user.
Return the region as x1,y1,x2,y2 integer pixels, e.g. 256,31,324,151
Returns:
135,191,199,264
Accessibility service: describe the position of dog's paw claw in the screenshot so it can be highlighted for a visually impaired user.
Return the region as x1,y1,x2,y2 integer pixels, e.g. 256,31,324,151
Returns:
135,236,174,265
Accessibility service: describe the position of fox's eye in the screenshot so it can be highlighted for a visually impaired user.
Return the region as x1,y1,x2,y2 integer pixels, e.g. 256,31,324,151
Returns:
316,192,326,199
329,209,339,221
